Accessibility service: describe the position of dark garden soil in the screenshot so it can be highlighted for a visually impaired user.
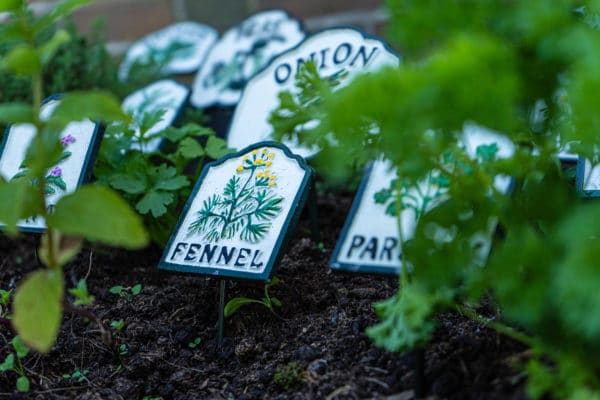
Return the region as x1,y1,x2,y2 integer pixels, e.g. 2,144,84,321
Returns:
0,191,528,400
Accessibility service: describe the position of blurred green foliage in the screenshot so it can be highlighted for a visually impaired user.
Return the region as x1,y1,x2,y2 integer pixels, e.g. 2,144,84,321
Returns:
271,1,600,398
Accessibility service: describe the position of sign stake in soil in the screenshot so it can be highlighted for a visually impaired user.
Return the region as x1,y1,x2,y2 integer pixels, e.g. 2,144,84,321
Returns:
217,279,226,348
159,141,312,344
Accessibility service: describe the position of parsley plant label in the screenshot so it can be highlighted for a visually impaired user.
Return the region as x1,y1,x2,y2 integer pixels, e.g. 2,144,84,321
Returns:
190,10,305,108
0,96,104,233
119,22,218,80
576,157,600,197
227,28,400,158
160,142,311,281
330,125,515,275
122,79,190,152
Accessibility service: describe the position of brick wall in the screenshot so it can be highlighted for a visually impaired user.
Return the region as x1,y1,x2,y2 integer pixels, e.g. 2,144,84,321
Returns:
29,0,387,53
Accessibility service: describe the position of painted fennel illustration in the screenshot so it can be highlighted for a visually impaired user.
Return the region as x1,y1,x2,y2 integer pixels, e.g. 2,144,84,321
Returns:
187,148,284,243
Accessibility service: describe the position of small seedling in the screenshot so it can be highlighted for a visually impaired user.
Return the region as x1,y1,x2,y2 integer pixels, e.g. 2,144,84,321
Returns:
119,343,128,356
68,279,95,306
63,367,89,383
224,276,283,318
188,337,201,349
110,319,125,332
0,288,13,318
0,336,30,392
109,284,142,301
274,361,304,390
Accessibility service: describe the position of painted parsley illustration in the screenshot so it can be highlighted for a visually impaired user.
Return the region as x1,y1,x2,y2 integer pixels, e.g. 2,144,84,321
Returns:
374,144,499,218
11,134,75,195
187,148,284,243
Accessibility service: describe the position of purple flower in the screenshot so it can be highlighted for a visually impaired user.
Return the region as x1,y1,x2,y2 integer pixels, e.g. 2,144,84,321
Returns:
60,134,76,147
50,167,62,177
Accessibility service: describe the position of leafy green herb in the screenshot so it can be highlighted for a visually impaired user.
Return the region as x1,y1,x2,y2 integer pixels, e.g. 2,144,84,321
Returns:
224,277,283,318
109,284,141,301
63,367,89,383
68,279,94,306
0,336,31,392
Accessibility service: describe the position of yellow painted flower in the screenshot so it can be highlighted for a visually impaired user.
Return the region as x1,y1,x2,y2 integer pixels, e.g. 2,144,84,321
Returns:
268,152,275,159
268,181,276,187
255,159,264,165
257,172,264,178
243,155,249,161
236,165,244,173
252,149,258,155
264,170,270,175
262,148,268,155
266,160,272,167
269,175,276,180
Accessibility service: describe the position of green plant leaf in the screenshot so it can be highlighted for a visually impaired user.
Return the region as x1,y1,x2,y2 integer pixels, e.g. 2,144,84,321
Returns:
108,174,147,194
32,0,92,35
47,186,149,249
12,269,64,353
0,103,34,124
109,285,123,294
0,179,43,236
131,284,142,296
178,137,205,159
38,231,82,269
16,376,29,392
39,29,70,64
0,45,41,76
224,297,262,318
136,190,174,217
0,353,14,372
49,91,129,131
205,136,233,159
152,165,188,191
12,336,29,359
0,0,23,12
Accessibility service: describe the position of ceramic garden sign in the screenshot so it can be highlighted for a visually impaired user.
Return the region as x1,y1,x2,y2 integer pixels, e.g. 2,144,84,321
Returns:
227,28,400,158
0,95,103,232
576,157,600,197
121,79,190,152
190,10,305,108
330,125,515,275
160,142,312,281
119,22,218,81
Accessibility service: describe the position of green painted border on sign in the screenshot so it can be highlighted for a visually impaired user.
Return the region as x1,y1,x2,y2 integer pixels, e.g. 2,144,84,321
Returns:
158,140,313,281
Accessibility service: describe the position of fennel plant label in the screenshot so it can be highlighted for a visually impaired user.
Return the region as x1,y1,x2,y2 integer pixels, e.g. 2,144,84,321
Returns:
0,95,104,233
227,28,400,158
122,79,190,152
119,22,218,80
190,10,305,108
330,125,515,275
159,141,311,281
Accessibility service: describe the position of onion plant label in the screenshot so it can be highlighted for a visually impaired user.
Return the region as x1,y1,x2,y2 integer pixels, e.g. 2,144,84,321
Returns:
330,125,515,275
160,142,311,281
119,22,218,80
227,28,400,158
576,157,600,196
122,79,190,152
0,96,103,233
190,10,305,108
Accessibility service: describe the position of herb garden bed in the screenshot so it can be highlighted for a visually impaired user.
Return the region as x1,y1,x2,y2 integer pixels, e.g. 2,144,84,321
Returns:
0,191,526,400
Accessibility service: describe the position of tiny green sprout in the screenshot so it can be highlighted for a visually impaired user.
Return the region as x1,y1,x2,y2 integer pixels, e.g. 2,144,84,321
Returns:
110,319,125,332
0,289,13,307
119,343,128,356
274,361,304,390
0,336,31,392
109,284,142,301
317,242,326,252
68,279,94,306
63,367,89,383
188,337,201,349
224,276,283,318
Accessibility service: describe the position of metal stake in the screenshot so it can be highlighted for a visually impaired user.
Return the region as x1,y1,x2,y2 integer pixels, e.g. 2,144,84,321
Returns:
217,279,226,349
309,178,320,243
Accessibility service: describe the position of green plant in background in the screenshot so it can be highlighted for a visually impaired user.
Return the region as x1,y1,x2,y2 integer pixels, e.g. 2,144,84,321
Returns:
0,336,31,392
110,319,125,332
188,337,201,349
0,0,148,353
68,279,94,306
0,288,13,318
94,110,232,245
224,276,282,318
109,284,141,301
274,361,304,390
271,1,600,398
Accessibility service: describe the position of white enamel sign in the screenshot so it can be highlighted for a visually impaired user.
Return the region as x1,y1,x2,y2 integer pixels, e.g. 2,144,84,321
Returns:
330,125,515,275
122,80,190,152
119,22,218,80
576,158,600,196
227,28,400,158
190,10,305,108
0,96,103,232
159,142,311,281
